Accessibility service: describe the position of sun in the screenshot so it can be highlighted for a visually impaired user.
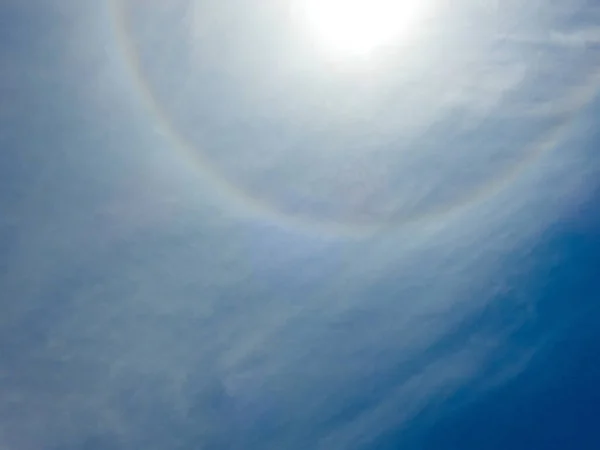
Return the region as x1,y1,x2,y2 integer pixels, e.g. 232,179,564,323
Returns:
293,0,429,59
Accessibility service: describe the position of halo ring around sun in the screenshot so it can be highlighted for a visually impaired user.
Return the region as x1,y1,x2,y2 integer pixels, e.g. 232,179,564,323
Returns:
109,0,600,238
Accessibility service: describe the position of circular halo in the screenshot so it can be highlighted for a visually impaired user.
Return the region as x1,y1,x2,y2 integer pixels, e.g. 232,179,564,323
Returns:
109,0,600,238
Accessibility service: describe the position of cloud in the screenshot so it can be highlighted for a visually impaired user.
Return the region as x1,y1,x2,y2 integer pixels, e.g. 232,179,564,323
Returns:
0,0,598,449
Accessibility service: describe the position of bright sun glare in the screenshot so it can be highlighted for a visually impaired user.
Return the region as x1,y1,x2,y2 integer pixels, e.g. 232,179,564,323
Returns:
294,0,428,58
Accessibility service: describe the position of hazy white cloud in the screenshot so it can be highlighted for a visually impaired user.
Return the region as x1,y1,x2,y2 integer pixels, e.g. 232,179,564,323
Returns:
0,0,598,449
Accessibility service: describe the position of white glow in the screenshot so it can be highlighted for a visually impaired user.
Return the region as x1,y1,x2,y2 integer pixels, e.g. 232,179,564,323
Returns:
294,0,428,58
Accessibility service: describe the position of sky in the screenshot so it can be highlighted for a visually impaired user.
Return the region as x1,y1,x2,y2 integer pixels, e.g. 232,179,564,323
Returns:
0,0,599,449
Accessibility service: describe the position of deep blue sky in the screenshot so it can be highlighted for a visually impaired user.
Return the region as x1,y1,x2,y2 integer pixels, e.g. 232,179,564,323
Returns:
1,1,599,449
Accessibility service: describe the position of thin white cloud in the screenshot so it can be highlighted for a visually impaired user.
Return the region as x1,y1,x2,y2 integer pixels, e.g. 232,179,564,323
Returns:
0,0,598,449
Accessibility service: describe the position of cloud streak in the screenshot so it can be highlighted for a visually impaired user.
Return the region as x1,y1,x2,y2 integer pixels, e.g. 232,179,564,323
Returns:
0,0,599,449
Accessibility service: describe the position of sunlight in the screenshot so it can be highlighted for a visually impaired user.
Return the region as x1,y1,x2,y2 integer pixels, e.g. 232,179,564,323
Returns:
293,0,429,59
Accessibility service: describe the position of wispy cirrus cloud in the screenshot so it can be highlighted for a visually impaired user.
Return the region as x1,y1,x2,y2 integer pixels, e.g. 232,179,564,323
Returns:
0,1,599,449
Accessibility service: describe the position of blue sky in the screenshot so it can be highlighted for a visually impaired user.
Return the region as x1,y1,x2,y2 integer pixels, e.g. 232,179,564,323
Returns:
1,1,599,449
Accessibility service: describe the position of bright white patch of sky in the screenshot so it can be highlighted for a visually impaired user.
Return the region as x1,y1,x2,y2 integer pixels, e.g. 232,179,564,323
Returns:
290,0,433,59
